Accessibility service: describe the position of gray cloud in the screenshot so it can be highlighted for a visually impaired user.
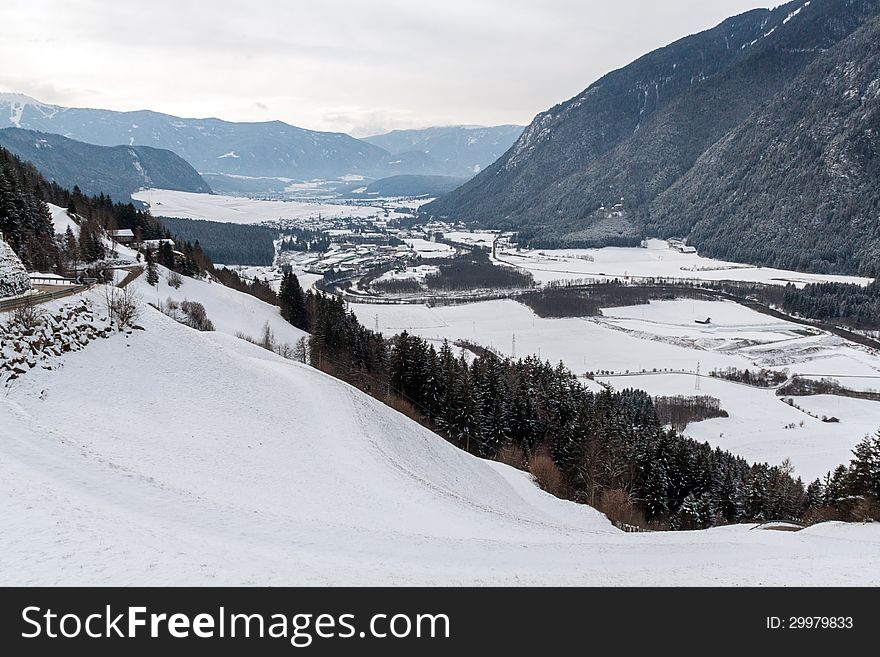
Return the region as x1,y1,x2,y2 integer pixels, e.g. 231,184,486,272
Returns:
0,0,769,133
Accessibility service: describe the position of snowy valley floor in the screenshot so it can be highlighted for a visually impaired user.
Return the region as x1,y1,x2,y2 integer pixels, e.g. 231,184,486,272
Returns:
2,289,880,586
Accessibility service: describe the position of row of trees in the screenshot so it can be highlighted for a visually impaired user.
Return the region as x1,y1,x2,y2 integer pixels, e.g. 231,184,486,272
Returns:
213,267,277,305
781,280,880,331
423,250,534,291
279,230,331,253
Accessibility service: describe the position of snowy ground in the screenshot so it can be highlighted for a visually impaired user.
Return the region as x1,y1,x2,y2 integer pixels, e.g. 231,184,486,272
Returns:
497,239,872,288
349,298,880,478
351,299,755,374
2,287,879,585
132,189,411,224
129,265,307,346
404,238,456,259
375,265,440,284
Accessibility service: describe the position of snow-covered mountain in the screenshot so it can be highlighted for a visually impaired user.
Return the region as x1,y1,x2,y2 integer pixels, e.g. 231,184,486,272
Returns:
2,282,879,585
0,94,523,181
0,93,390,180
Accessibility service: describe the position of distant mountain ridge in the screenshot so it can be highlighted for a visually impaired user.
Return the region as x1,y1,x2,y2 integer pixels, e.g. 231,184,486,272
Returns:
425,0,880,275
0,127,211,202
0,94,520,181
363,125,524,177
362,174,468,197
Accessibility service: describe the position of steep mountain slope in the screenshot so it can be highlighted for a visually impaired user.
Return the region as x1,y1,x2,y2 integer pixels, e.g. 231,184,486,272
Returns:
425,0,880,271
1,289,879,585
648,14,880,275
0,94,392,179
364,125,524,176
0,128,211,202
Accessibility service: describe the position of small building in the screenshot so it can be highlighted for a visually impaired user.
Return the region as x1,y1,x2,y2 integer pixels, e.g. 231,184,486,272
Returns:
110,229,135,244
28,272,78,287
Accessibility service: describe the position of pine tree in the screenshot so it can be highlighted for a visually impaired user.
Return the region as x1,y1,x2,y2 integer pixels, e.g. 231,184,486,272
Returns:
145,248,159,286
158,240,176,270
849,431,880,500
279,271,307,331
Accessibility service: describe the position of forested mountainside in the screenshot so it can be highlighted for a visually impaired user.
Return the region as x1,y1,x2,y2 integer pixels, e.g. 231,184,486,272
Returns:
0,128,212,202
425,0,880,275
0,148,58,271
0,146,173,271
363,125,524,177
647,14,880,275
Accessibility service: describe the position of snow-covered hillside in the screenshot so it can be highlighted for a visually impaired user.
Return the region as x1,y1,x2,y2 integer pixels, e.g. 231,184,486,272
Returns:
129,265,307,346
46,203,141,264
2,289,879,585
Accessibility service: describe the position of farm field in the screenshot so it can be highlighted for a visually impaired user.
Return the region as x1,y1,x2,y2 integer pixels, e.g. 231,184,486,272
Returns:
496,239,872,287
132,188,411,224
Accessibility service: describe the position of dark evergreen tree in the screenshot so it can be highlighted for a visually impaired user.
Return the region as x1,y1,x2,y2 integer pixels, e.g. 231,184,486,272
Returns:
145,248,159,286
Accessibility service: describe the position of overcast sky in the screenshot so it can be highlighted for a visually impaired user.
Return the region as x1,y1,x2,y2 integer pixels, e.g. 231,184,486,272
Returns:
1,0,770,136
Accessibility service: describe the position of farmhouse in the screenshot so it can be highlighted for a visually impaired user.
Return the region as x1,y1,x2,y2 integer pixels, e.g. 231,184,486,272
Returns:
110,229,135,244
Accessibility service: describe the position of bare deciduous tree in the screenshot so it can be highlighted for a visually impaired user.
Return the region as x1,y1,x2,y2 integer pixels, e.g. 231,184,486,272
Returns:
9,297,45,333
104,285,141,328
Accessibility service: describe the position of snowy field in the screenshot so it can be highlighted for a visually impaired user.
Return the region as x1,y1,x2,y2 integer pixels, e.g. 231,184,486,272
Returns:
2,288,879,585
349,298,880,477
404,238,456,259
375,265,440,284
497,239,872,287
351,299,755,374
132,188,405,224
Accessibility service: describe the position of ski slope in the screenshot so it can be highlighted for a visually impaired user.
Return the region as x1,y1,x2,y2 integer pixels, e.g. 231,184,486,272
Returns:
2,289,879,585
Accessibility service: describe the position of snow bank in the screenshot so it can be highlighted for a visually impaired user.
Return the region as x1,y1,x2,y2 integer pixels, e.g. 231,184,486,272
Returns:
1,296,113,385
